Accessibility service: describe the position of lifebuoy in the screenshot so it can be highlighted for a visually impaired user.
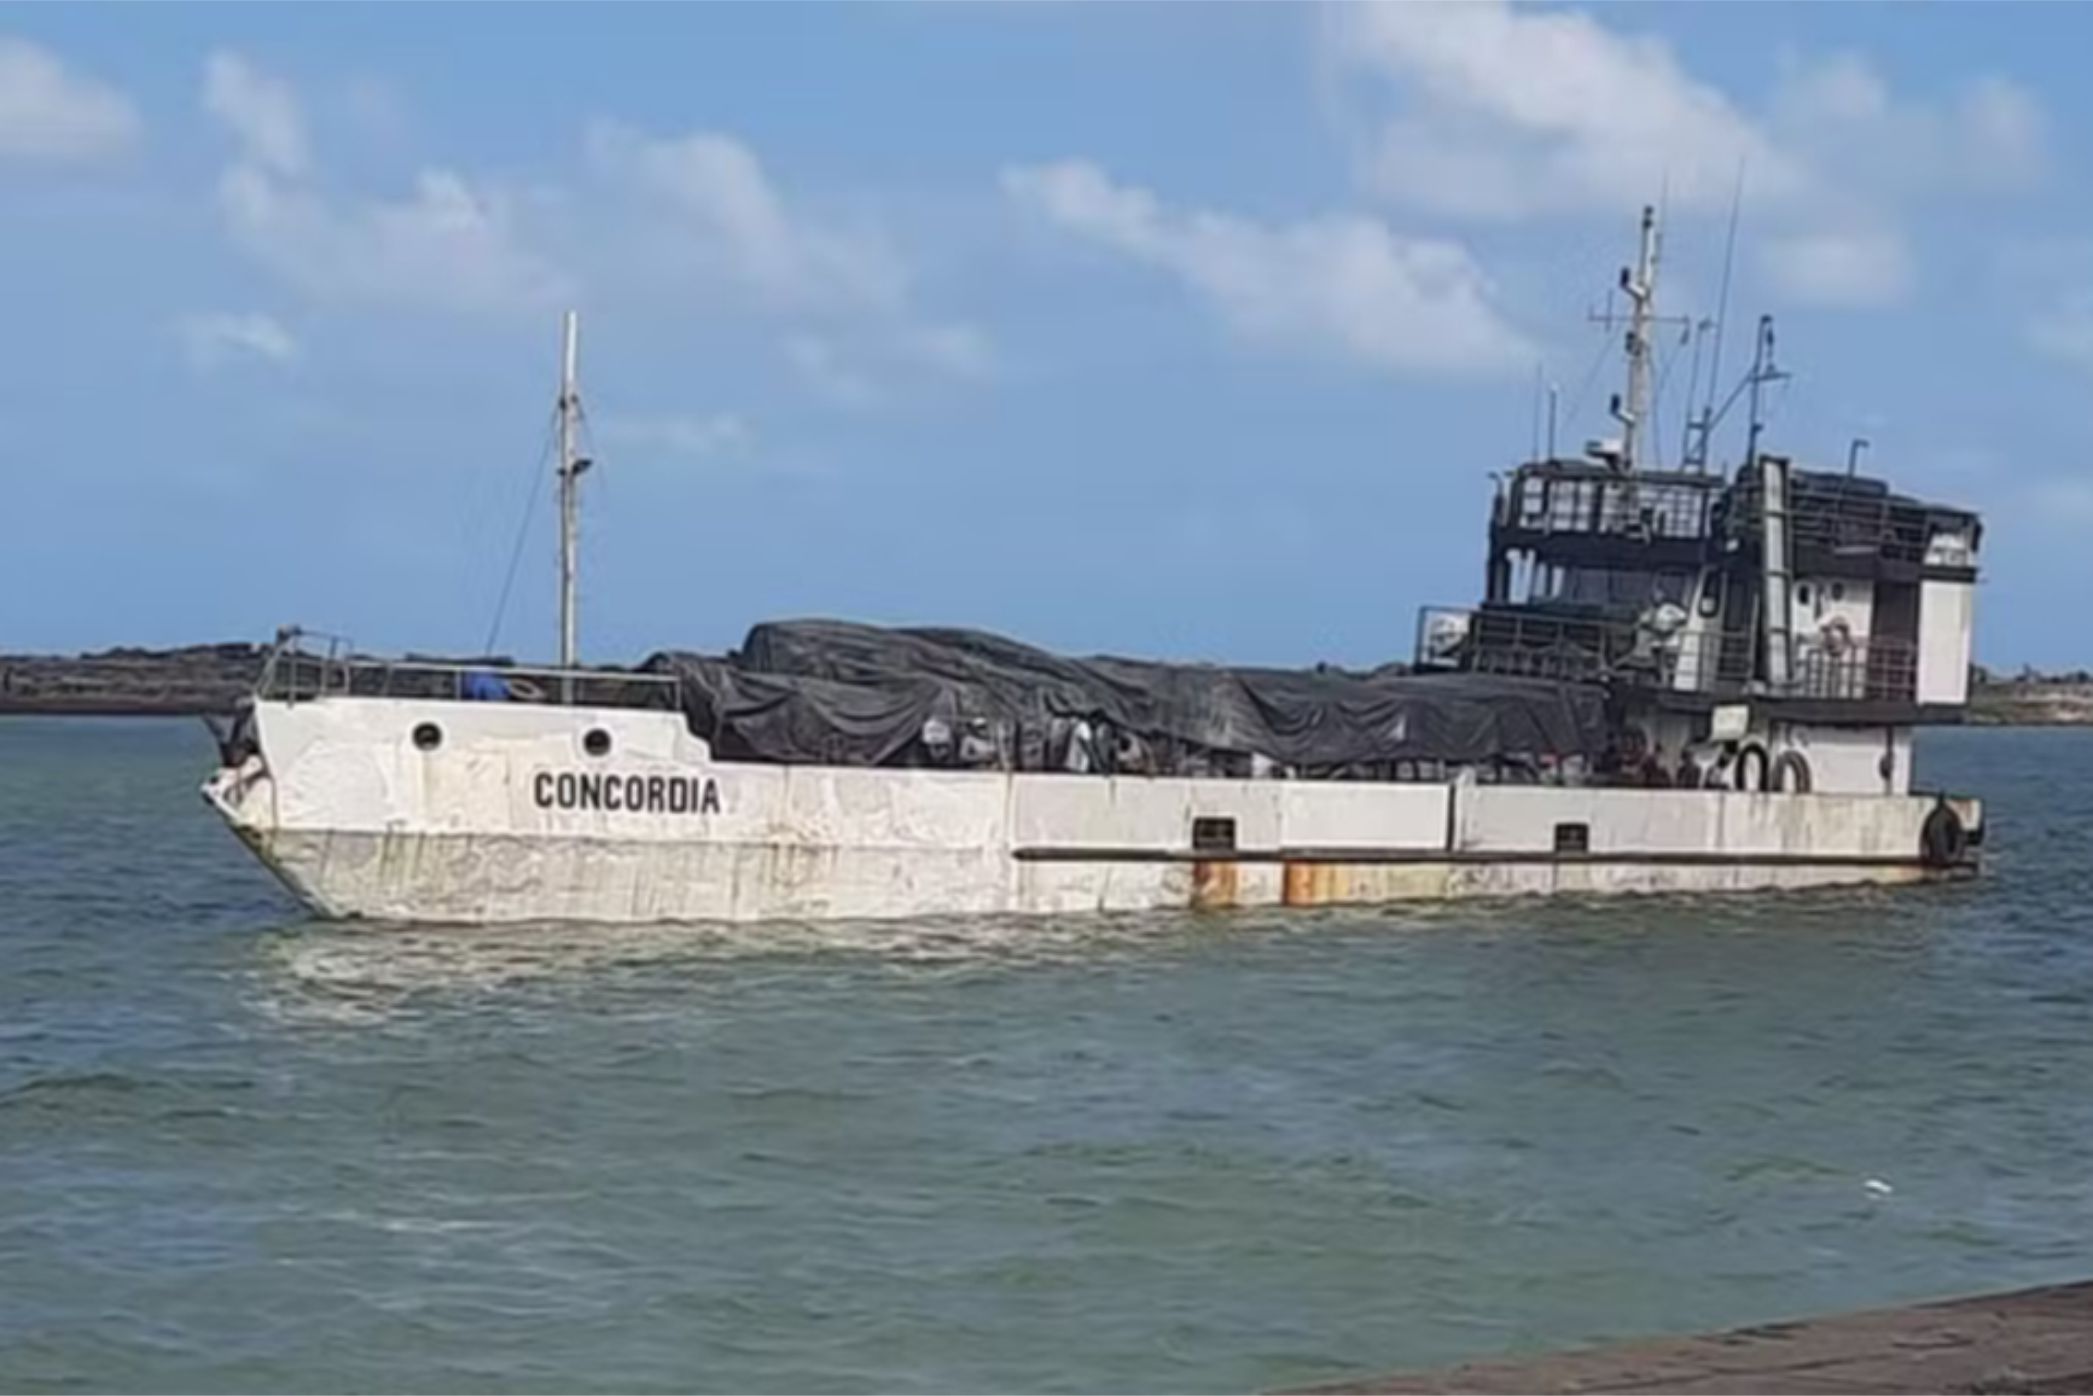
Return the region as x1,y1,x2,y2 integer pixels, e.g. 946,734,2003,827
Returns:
1921,804,1969,868
1771,750,1813,794
1732,742,1771,792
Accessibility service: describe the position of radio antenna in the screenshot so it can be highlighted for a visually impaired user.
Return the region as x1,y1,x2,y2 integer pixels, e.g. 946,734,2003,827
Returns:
1685,161,1746,473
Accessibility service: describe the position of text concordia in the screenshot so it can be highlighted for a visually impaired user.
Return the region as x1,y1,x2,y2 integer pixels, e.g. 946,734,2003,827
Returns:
533,770,722,815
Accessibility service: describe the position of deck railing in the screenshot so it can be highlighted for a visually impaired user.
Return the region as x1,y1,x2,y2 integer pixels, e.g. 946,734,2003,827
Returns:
1793,634,1918,703
1415,607,1919,704
1496,469,1720,543
255,628,681,710
1720,470,1952,568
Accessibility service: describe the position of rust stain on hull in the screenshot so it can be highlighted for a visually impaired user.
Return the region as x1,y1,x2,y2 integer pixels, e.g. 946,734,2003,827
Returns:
1284,860,1456,906
1283,860,1328,906
1191,859,1239,910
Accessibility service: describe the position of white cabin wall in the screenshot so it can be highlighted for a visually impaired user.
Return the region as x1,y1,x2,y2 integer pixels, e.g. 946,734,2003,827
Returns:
1917,579,1974,705
1774,723,1904,795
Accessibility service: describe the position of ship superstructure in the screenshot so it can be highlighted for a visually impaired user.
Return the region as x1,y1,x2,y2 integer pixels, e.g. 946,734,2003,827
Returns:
1418,209,1979,812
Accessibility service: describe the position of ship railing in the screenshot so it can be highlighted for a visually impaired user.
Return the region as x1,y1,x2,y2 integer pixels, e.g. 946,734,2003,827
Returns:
1414,605,1630,684
1664,629,1756,695
254,627,682,710
1499,468,1718,542
1416,607,1916,704
1792,634,1917,703
1721,470,1945,567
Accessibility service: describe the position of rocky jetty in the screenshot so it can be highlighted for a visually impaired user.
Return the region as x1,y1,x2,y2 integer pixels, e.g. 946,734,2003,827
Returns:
1968,669,2093,726
0,644,265,715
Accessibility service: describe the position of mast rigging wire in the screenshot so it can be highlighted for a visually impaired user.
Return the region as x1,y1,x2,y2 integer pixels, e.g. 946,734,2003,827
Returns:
483,408,560,657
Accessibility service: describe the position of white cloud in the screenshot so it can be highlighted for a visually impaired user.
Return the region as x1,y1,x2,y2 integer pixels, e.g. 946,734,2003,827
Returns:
1325,1,2048,308
597,412,753,458
1003,159,1531,377
194,62,983,394
586,121,907,315
217,164,566,313
0,36,139,162
341,75,410,149
1759,226,1913,310
1994,241,2093,380
1329,1,1797,219
1768,57,2046,197
898,321,996,380
203,51,307,176
177,311,299,369
1957,77,2047,187
2026,292,2093,377
785,334,881,408
585,120,990,404
204,52,566,314
772,323,994,409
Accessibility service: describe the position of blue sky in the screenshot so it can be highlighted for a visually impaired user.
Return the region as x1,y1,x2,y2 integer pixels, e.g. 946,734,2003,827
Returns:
5,3,2090,668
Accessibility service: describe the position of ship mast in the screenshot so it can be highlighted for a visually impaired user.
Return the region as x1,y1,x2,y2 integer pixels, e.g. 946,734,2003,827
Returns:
555,310,587,676
1611,204,1661,473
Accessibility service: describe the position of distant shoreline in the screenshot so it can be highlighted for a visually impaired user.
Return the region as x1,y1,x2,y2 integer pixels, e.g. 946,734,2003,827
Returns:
1,644,264,719
6,644,2091,725
1964,683,2093,726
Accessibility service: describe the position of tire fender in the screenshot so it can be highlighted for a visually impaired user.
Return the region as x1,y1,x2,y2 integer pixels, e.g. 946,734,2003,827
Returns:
1921,803,1969,868
1771,750,1813,794
1732,742,1771,792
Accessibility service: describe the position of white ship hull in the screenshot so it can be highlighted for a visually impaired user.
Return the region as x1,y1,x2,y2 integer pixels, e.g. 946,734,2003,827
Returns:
204,696,1979,926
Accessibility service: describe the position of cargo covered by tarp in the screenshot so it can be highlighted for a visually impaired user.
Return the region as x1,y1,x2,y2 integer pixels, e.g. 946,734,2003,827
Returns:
645,619,1609,775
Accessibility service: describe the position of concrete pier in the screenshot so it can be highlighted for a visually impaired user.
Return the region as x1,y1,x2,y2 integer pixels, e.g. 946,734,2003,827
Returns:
1304,1281,2093,1394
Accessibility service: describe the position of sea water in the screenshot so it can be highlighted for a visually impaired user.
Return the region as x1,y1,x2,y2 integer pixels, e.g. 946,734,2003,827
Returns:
2,717,2090,1392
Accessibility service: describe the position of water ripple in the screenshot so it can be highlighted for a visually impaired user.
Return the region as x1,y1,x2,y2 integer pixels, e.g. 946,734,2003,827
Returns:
4,719,2093,1391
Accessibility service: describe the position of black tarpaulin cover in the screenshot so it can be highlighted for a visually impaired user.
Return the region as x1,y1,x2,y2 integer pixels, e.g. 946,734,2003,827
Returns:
645,619,1609,773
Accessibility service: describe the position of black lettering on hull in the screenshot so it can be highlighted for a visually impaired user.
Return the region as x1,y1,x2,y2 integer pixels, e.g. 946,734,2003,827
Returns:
533,770,722,816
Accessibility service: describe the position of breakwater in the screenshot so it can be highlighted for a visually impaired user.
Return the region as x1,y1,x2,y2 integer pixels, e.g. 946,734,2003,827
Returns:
0,644,263,715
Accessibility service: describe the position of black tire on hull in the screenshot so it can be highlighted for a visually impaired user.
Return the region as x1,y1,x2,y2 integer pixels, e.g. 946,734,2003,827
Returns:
1921,803,1970,868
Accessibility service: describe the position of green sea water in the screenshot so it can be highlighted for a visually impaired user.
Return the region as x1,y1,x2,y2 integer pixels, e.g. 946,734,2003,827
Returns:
2,717,2088,1392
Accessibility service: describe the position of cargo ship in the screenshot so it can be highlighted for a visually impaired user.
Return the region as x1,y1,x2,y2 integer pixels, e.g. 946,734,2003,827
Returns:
203,208,1984,924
